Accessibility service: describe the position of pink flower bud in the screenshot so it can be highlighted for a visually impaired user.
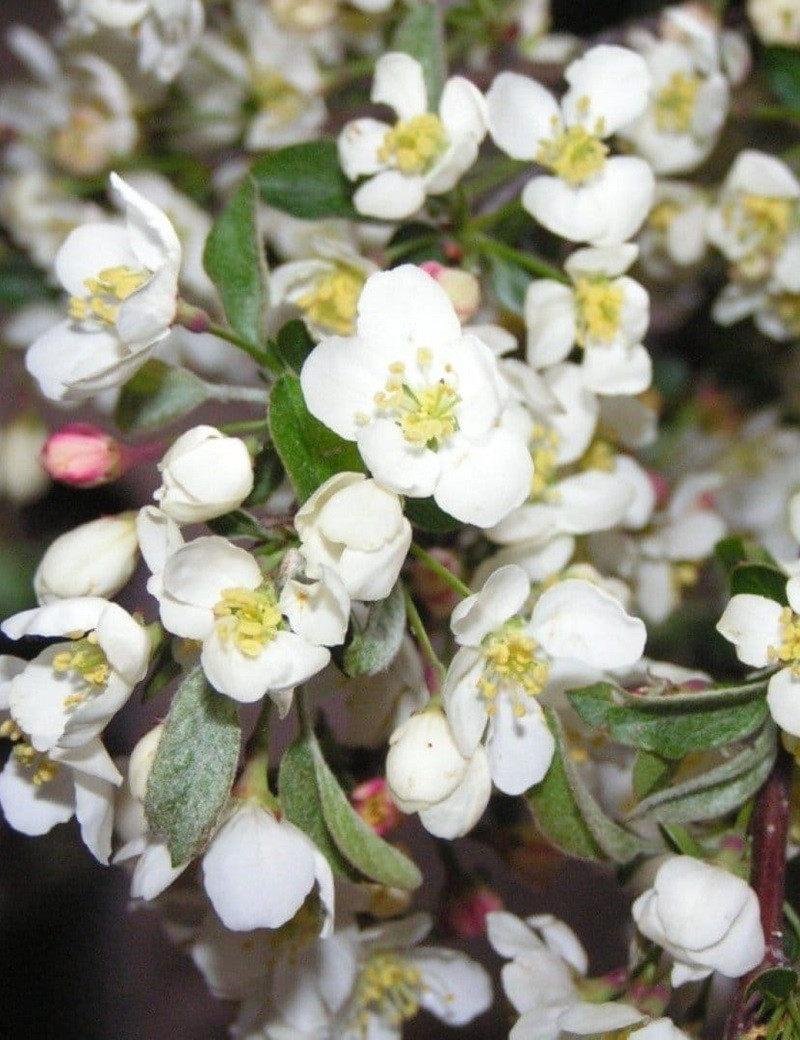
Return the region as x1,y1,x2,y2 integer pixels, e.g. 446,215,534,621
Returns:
41,423,124,487
440,879,504,939
420,261,481,322
410,546,464,620
350,777,402,837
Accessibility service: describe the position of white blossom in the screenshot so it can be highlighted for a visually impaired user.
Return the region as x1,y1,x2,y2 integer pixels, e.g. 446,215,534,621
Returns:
154,426,254,524
33,512,139,604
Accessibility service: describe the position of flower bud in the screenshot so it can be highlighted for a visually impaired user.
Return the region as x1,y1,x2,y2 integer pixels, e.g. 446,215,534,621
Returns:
128,724,165,804
0,414,49,505
154,425,254,524
34,511,139,604
410,546,464,620
439,877,504,939
350,777,402,837
419,261,481,323
386,707,469,813
41,423,124,488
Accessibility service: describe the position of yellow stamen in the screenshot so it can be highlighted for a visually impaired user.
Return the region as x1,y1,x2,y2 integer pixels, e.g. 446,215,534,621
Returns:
373,355,461,450
378,113,447,176
69,265,148,327
536,118,608,186
478,622,550,708
574,277,624,345
251,69,309,128
580,438,617,473
529,422,560,500
52,631,110,689
351,953,422,1032
213,583,282,657
770,606,800,677
653,70,701,134
296,265,365,335
771,291,800,336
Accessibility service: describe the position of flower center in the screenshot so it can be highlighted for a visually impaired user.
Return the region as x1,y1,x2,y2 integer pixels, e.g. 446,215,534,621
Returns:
378,113,447,176
53,104,113,176
478,623,550,716
68,265,148,326
724,195,794,271
529,422,560,500
580,438,617,472
574,277,624,345
372,350,461,450
653,70,701,134
771,290,800,336
537,121,609,186
0,720,60,785
648,199,681,233
296,265,365,335
351,953,422,1031
251,69,310,128
213,583,282,657
52,631,111,709
770,607,800,676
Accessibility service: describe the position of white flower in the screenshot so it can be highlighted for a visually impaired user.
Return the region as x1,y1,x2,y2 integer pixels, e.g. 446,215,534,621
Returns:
747,0,800,46
443,566,646,795
295,472,412,601
632,855,765,985
33,512,139,604
154,426,254,524
524,244,652,395
486,46,655,245
639,181,710,277
300,265,533,527
202,799,334,933
25,172,182,402
386,705,492,839
338,52,487,220
0,414,49,505
152,536,333,710
2,597,150,754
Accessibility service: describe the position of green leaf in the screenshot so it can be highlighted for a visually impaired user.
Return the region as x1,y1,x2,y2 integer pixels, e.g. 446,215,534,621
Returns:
632,750,677,800
251,141,358,220
268,373,365,503
568,681,769,759
763,48,800,107
0,252,58,311
310,738,422,889
747,966,799,1004
344,581,406,677
278,735,356,878
273,318,316,373
206,509,271,540
244,445,285,507
145,668,241,866
715,536,777,575
141,640,182,703
659,823,706,858
404,496,461,533
203,176,269,346
391,2,447,110
627,723,776,825
115,360,210,434
730,563,788,605
488,253,529,314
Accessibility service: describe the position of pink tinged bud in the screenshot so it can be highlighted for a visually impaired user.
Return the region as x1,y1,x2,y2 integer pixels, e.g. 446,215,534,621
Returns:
42,423,162,488
419,262,481,322
410,547,464,621
648,470,671,510
350,777,403,837
440,881,505,939
626,979,670,1018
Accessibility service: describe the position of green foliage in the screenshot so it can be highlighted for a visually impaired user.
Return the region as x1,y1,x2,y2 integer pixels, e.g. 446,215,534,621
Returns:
0,252,58,311
343,581,406,677
763,48,800,107
268,373,365,503
203,176,270,347
145,668,241,867
404,496,461,533
251,141,358,220
391,2,447,109
244,445,285,507
115,359,209,433
730,563,789,605
272,319,316,373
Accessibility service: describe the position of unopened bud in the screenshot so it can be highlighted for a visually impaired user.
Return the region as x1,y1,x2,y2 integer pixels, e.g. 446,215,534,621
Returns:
0,414,49,505
410,546,464,620
350,777,402,837
42,423,124,488
128,724,165,803
420,262,481,323
440,877,504,939
34,511,140,603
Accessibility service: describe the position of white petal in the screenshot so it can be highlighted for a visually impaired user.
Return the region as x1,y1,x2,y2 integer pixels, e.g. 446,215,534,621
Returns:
487,72,561,160
525,281,576,368
411,948,493,1024
356,264,461,350
338,118,392,180
0,755,74,835
55,223,135,297
451,565,530,645
562,45,651,135
443,650,491,758
716,594,782,668
434,428,533,528
582,342,653,396
767,668,800,736
419,745,492,838
353,170,426,220
371,52,427,120
439,76,488,144
357,419,440,498
488,696,555,795
73,769,116,863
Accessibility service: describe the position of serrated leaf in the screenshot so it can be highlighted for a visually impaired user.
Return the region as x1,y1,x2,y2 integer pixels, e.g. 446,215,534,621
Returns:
145,667,241,866
568,682,769,759
274,318,316,373
627,723,776,824
404,496,461,533
115,359,209,434
203,176,269,347
747,966,799,1004
278,735,356,879
344,582,406,678
310,739,422,889
763,48,800,107
730,563,789,605
251,141,358,220
632,750,676,800
268,373,365,503
391,3,447,110
244,445,284,507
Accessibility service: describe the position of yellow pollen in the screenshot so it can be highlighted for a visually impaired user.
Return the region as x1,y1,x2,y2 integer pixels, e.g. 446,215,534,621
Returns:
52,104,111,176
373,362,461,450
296,265,365,336
673,562,699,591
529,422,560,499
653,70,701,134
580,438,617,472
536,121,609,186
771,291,800,336
769,607,800,676
69,265,148,327
478,623,549,706
378,113,447,176
574,277,624,345
352,954,422,1032
0,718,23,742
52,631,110,690
251,69,309,127
648,199,680,233
11,740,61,785
213,583,282,657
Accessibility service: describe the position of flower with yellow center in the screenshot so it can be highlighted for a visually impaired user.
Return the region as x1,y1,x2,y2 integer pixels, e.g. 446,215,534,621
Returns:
338,52,487,220
487,45,654,245
301,265,533,528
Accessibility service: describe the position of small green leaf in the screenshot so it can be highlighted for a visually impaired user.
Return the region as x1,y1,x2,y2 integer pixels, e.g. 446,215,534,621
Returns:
145,668,241,866
659,824,706,858
632,750,676,800
763,48,800,107
747,966,799,1004
206,509,271,540
310,739,422,889
115,360,210,433
730,563,788,605
251,141,358,220
715,536,777,575
404,496,461,533
0,252,58,311
203,176,269,346
273,318,316,373
278,735,356,878
391,2,447,110
568,681,769,759
268,373,365,503
141,640,182,703
488,253,529,314
344,582,406,677
244,445,284,507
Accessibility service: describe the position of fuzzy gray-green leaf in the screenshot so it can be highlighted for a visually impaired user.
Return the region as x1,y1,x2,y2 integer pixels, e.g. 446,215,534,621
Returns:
344,582,406,678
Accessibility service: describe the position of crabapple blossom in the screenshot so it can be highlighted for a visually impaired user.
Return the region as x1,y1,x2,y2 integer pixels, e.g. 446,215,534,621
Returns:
33,511,139,604
0,414,49,505
25,172,182,401
486,45,655,245
41,423,126,487
300,265,533,527
747,0,800,45
632,855,765,985
338,52,487,220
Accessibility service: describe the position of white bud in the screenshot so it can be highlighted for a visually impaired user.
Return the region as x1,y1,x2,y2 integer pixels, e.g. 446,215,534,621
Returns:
128,723,165,803
34,511,139,604
386,707,469,813
154,425,254,524
0,415,49,505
